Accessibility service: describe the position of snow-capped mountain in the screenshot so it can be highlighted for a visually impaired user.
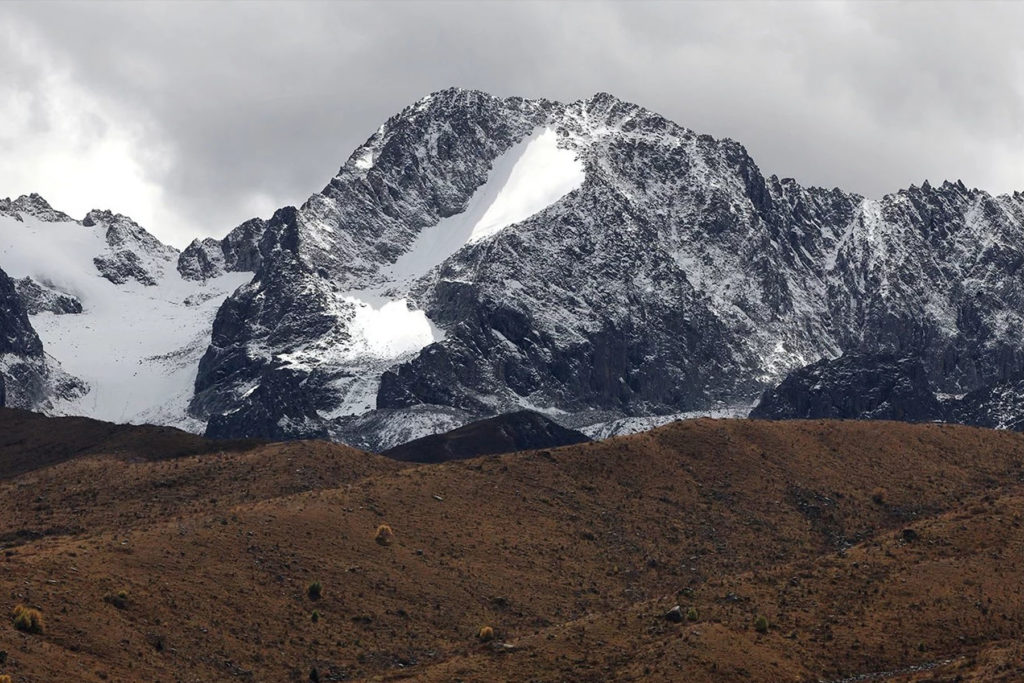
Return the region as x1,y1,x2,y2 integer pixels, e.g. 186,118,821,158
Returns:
4,88,1024,447
0,195,250,429
186,89,1024,447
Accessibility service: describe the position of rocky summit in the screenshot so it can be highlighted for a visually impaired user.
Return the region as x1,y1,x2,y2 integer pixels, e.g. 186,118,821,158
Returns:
4,89,1024,446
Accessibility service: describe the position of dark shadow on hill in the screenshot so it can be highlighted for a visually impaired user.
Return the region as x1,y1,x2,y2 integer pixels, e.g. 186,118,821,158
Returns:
0,407,263,479
381,410,590,463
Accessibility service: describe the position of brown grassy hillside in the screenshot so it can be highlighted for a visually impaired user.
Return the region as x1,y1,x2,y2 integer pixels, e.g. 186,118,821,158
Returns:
1,413,1023,681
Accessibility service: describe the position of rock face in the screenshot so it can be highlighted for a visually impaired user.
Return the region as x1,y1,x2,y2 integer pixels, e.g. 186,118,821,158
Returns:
189,88,1024,445
0,265,44,358
381,410,590,462
84,209,179,286
750,354,944,422
177,218,266,280
0,264,85,410
0,193,75,223
949,378,1024,431
14,277,83,315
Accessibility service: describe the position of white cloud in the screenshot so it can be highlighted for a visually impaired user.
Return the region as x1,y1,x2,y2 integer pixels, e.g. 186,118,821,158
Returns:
0,0,1021,249
0,24,198,245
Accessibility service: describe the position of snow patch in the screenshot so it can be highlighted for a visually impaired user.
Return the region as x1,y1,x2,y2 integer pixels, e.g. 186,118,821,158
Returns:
347,297,442,358
385,127,584,284
353,147,375,171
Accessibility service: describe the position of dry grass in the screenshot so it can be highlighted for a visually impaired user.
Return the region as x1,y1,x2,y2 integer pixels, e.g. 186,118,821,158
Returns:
374,522,394,546
11,604,44,634
1,412,1024,680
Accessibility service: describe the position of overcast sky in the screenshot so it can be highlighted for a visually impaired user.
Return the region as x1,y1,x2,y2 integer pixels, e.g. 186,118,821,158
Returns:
1,1,1021,248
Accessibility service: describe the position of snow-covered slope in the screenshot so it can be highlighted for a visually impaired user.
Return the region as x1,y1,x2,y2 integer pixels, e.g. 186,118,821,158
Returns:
0,199,250,430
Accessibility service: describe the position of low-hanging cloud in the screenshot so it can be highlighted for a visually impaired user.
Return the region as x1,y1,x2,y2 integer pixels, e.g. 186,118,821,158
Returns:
0,0,1021,247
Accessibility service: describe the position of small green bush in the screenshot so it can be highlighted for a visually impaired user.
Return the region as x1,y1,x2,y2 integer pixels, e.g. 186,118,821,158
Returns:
311,610,321,623
754,615,769,634
686,607,699,621
307,581,323,601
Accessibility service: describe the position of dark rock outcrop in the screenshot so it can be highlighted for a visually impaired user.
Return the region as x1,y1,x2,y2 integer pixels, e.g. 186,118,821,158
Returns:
750,354,944,422
14,277,83,315
177,217,265,280
0,193,74,223
949,377,1024,431
177,238,225,280
0,264,85,410
84,209,178,286
0,266,44,358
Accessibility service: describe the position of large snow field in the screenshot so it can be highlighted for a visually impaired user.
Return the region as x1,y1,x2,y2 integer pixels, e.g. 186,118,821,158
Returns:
0,213,250,430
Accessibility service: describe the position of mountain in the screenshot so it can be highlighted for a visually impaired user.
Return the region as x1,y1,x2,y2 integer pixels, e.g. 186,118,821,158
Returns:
0,195,251,428
2,412,1023,680
381,409,590,463
5,89,1024,444
189,88,1024,446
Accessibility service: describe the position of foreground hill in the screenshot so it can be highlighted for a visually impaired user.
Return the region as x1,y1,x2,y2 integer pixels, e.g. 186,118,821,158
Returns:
1,414,1023,680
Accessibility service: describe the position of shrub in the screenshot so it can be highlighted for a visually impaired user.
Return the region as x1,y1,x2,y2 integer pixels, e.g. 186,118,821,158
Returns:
11,604,44,634
307,581,323,601
311,610,321,623
686,607,699,621
871,487,887,505
754,615,769,634
477,625,495,642
375,523,395,546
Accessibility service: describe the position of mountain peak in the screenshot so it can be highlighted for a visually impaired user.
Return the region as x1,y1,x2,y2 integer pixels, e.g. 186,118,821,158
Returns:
0,193,74,223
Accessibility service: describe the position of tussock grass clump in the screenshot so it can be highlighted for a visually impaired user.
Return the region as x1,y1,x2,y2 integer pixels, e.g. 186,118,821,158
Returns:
754,615,769,634
375,523,394,546
686,607,699,621
311,610,321,623
12,604,44,634
477,625,495,642
307,581,323,601
0,674,13,683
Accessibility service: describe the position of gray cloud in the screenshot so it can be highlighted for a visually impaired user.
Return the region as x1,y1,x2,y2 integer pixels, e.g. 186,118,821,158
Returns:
1,0,1021,247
